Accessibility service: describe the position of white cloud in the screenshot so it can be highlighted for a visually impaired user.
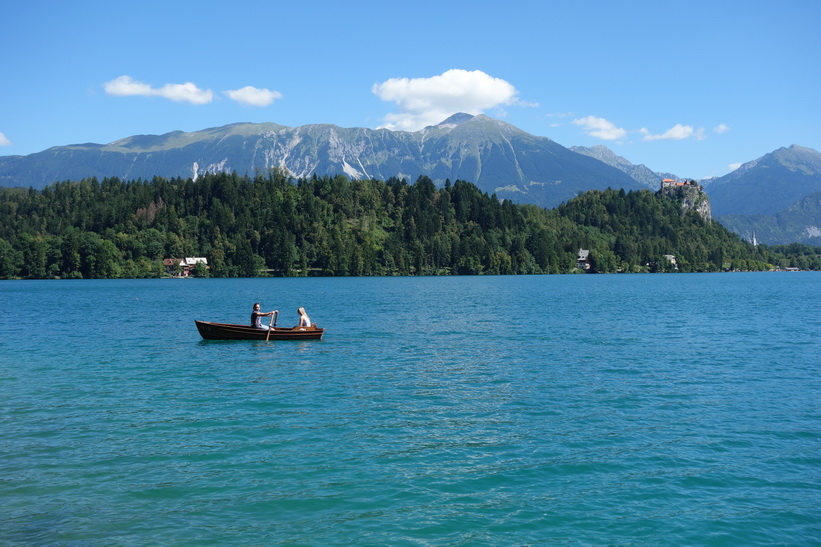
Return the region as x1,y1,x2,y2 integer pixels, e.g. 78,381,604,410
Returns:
372,69,526,131
641,123,706,141
225,86,282,107
572,116,627,141
104,75,214,105
158,82,213,104
104,75,153,96
0,132,11,146
729,162,743,171
713,123,730,134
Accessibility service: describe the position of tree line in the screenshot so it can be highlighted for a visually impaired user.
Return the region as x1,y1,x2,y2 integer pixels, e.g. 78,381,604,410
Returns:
0,170,819,279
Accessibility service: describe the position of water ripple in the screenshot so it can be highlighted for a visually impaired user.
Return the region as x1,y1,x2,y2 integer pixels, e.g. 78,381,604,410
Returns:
1,274,820,544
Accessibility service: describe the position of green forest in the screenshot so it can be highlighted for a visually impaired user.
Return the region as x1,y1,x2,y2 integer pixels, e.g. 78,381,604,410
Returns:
1,170,819,279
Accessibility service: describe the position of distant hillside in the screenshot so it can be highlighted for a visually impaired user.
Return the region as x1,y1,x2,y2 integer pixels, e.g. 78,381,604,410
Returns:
716,192,821,245
568,143,821,245
0,114,644,209
705,145,821,216
571,145,679,190
701,145,821,245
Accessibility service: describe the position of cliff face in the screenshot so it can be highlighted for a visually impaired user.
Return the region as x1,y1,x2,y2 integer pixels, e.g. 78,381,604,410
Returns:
661,185,712,222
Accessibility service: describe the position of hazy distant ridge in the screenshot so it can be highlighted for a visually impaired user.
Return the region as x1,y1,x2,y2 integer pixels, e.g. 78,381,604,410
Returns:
707,145,821,216
571,145,679,190
708,145,821,245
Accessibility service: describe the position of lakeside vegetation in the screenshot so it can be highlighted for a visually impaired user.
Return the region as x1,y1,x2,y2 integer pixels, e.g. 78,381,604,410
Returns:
1,170,819,279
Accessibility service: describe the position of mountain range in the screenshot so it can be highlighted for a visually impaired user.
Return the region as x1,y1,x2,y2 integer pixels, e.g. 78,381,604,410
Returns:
1,115,820,245
570,145,679,190
717,192,821,246
0,114,644,209
706,145,821,214
697,145,821,245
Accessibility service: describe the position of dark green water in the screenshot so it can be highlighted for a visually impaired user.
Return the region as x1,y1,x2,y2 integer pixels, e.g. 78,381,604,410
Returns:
2,273,820,545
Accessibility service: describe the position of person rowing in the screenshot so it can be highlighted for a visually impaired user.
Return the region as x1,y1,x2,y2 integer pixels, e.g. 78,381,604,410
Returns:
251,302,277,330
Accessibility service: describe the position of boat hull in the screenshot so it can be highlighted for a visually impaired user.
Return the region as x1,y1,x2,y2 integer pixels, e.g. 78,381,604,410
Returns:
195,320,324,341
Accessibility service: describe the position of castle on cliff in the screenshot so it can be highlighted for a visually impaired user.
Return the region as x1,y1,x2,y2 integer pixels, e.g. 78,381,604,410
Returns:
661,178,699,189
658,178,711,222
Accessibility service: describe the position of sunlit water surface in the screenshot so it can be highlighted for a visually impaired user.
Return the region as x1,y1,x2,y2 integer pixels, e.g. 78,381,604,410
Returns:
1,273,819,544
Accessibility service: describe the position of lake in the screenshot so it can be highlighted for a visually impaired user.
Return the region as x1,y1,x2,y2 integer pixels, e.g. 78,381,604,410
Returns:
1,273,819,545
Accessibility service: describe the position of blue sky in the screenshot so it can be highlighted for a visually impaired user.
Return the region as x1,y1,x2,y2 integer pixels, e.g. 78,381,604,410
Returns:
2,0,819,180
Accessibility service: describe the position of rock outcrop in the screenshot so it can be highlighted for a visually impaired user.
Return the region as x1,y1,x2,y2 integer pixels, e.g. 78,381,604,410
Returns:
660,182,711,222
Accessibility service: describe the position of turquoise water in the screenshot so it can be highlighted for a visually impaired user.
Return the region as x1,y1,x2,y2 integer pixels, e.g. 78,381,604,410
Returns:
1,273,820,545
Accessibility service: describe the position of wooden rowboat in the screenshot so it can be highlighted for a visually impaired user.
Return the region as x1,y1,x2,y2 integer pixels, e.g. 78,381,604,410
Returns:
195,320,324,341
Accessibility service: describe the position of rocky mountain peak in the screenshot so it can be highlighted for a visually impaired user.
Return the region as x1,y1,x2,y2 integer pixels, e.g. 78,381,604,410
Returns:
436,112,475,128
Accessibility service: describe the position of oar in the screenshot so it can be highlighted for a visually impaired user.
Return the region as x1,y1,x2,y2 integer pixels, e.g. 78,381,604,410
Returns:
265,310,278,341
